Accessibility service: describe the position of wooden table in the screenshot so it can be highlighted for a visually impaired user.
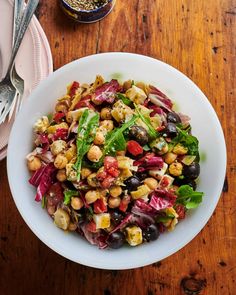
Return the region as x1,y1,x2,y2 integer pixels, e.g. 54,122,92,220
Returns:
0,1,235,294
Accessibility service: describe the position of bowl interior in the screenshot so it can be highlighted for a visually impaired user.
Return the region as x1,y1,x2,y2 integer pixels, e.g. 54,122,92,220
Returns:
7,53,226,269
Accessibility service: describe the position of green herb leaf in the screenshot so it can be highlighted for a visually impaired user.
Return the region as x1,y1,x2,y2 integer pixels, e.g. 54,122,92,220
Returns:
171,127,199,156
156,216,173,223
134,103,158,139
116,93,132,106
143,144,151,151
176,184,203,209
88,206,94,215
64,189,79,205
74,109,99,180
41,196,46,208
47,113,53,123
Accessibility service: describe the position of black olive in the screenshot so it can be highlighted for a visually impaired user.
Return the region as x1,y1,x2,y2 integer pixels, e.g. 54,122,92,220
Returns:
167,112,181,124
142,224,160,242
187,180,197,191
129,125,149,145
107,231,126,249
136,171,149,181
162,123,178,138
183,162,200,180
124,176,140,192
110,211,123,225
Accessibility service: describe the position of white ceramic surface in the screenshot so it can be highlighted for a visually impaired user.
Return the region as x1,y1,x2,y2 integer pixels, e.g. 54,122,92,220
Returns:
0,0,53,160
7,53,226,270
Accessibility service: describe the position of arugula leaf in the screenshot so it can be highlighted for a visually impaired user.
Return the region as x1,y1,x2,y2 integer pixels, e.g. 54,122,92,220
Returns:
176,185,203,209
116,93,132,106
64,189,78,205
74,109,99,180
105,129,126,155
103,115,137,155
171,127,199,156
90,115,138,169
134,103,158,139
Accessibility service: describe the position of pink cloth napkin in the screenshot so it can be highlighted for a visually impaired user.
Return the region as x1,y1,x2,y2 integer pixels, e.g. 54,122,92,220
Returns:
0,0,53,160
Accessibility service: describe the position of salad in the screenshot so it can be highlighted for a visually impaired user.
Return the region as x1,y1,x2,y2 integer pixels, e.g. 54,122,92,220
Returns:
26,75,204,249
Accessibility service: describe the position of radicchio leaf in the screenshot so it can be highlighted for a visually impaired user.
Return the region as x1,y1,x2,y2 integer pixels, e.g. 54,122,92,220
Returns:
29,163,56,202
134,152,164,171
149,85,173,111
80,223,108,249
109,213,132,234
149,189,177,211
93,79,120,104
34,134,50,153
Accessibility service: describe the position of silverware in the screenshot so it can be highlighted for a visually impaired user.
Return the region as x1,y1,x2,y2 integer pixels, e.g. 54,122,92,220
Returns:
0,0,39,124
8,0,25,121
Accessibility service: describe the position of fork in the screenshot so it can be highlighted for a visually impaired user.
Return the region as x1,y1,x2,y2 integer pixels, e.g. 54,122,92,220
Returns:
8,0,25,121
0,0,39,124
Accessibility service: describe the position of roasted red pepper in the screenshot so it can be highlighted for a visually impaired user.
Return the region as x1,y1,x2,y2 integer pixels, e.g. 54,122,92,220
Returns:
127,140,143,156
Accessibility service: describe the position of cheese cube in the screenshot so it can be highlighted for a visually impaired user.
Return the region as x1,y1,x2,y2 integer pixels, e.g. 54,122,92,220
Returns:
126,226,143,246
149,163,168,180
125,85,147,104
93,213,110,229
131,184,151,199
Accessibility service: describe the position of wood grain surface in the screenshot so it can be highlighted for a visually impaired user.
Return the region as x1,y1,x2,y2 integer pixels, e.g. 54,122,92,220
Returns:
0,0,235,294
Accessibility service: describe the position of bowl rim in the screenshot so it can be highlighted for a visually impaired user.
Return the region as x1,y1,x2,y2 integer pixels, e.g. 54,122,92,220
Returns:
61,0,113,14
7,52,227,269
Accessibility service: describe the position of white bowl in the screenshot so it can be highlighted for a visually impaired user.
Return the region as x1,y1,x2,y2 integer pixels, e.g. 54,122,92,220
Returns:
7,53,226,270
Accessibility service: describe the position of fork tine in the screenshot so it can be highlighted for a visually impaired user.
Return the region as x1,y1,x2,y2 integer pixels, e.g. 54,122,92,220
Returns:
14,92,23,117
0,101,11,124
8,93,19,122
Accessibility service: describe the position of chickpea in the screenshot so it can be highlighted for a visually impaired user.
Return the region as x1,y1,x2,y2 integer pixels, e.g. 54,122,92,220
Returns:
173,143,188,155
33,116,49,133
54,154,68,169
100,107,112,120
85,190,99,204
81,167,92,179
93,132,105,145
27,156,42,171
108,196,121,208
87,173,99,187
87,145,103,162
109,185,122,198
68,223,77,231
144,178,158,190
123,80,132,91
100,120,114,131
164,152,177,164
71,197,84,210
56,169,67,182
50,140,67,156
169,162,183,176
